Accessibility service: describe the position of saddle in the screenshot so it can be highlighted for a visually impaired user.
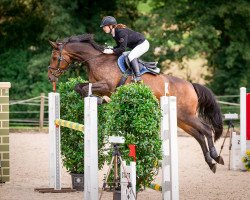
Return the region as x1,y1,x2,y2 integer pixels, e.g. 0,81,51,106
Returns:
117,52,160,76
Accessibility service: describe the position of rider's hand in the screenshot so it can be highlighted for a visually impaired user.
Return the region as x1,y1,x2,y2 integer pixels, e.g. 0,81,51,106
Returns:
103,49,114,54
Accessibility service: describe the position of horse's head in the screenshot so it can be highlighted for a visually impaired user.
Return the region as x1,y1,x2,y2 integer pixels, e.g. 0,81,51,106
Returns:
48,41,72,82
48,34,106,82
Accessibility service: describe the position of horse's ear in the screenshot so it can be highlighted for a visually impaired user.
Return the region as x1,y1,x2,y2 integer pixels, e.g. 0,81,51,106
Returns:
49,40,58,49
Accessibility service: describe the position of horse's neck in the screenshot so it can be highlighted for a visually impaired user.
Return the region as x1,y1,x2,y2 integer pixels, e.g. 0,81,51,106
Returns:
87,55,119,82
68,43,100,61
68,43,120,83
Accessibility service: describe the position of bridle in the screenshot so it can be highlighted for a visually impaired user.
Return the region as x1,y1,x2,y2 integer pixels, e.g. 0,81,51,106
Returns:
48,43,71,78
48,42,103,78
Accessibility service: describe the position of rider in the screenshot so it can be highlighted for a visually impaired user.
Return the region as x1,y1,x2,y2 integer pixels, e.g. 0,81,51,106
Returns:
100,16,150,82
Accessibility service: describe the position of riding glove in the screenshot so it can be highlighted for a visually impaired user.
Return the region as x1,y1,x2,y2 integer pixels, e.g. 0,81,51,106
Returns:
103,48,114,54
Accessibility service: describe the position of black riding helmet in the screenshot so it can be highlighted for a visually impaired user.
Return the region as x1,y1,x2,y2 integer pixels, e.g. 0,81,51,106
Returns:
100,16,117,27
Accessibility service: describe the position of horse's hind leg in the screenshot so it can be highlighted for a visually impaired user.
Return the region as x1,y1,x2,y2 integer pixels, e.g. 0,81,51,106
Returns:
200,121,224,165
179,121,217,173
183,117,224,166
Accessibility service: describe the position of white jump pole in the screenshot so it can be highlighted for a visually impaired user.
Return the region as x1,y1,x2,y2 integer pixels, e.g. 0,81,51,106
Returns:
160,84,179,200
84,83,98,200
240,87,247,170
48,92,61,190
168,96,179,200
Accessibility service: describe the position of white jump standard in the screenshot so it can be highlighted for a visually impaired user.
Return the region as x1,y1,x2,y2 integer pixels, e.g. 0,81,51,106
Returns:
48,92,99,199
160,95,179,200
230,87,250,171
43,84,179,199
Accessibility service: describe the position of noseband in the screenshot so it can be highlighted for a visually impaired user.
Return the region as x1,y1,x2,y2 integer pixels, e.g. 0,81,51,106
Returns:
48,43,71,78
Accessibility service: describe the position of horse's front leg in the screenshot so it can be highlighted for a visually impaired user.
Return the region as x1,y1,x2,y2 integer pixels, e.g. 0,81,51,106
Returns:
74,81,111,103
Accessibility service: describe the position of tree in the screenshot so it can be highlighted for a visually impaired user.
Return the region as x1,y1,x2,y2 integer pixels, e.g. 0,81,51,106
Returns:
0,0,140,99
136,0,250,94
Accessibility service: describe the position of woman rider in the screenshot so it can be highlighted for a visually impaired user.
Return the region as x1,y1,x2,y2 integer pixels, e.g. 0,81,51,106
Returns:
100,16,150,82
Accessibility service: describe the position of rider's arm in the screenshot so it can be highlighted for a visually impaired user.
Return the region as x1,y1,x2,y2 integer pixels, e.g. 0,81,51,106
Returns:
113,31,128,55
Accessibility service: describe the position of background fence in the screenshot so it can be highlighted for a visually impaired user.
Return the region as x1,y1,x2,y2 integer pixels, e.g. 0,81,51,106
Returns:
217,95,240,128
10,93,48,128
8,94,241,129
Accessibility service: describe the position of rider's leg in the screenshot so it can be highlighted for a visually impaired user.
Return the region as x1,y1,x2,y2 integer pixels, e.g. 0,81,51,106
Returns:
130,58,141,82
128,40,150,82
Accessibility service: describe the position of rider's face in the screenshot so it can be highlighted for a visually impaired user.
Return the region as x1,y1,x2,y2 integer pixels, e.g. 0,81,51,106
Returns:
103,25,111,33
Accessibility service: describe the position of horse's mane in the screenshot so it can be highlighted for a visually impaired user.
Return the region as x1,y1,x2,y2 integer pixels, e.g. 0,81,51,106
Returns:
56,34,104,52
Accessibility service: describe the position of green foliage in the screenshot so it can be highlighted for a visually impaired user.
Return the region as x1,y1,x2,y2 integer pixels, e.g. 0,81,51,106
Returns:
0,0,141,101
103,83,162,190
0,48,51,98
4,0,250,103
58,77,106,173
135,0,250,94
40,0,87,41
58,80,162,189
0,0,45,50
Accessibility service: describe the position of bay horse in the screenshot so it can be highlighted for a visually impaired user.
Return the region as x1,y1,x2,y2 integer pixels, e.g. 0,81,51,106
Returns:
47,34,224,173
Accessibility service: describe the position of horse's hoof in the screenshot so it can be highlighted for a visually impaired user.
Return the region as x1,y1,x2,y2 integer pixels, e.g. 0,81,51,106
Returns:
209,164,217,173
214,156,224,165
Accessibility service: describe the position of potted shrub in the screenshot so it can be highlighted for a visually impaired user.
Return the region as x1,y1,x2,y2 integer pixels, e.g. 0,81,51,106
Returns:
59,79,162,193
102,83,162,191
58,77,106,190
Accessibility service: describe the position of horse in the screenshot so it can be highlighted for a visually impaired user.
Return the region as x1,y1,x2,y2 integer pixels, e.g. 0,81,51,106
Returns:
47,34,224,173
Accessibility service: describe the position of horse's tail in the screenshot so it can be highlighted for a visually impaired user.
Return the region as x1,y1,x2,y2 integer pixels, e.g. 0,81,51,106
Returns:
192,83,223,141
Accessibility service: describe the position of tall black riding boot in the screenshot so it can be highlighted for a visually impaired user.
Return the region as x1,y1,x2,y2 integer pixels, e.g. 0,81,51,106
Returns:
130,58,142,82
